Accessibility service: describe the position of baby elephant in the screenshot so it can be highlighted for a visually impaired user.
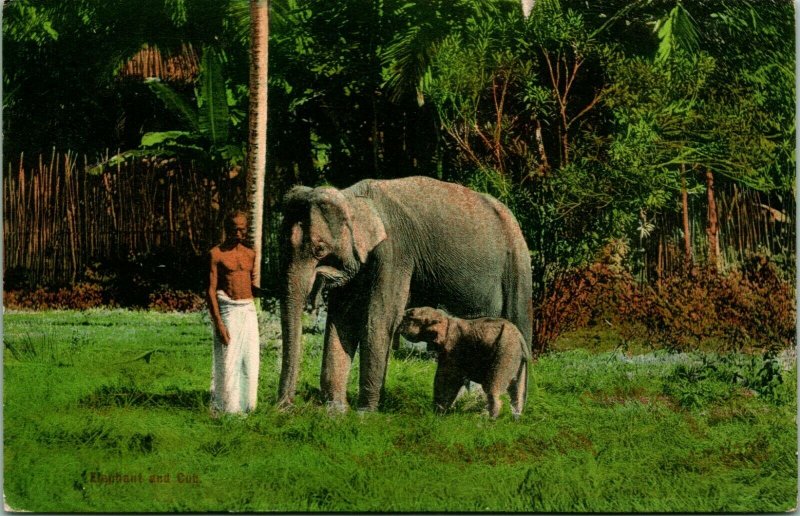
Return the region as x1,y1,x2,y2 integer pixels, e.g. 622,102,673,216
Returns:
398,307,529,419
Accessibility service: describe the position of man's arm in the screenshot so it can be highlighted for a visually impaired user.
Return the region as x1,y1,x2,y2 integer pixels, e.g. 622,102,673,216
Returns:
207,249,230,345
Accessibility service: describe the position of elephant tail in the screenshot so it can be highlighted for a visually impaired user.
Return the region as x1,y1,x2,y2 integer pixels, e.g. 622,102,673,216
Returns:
502,246,533,361
506,323,528,415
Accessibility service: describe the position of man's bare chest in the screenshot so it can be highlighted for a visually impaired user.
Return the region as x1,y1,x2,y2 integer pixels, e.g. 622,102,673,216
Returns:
218,251,253,273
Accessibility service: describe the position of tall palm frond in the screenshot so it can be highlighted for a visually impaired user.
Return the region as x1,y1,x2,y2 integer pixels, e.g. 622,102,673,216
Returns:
164,0,188,26
198,47,230,145
653,2,699,62
382,23,439,106
226,0,252,46
114,46,233,165
146,78,201,131
381,0,505,106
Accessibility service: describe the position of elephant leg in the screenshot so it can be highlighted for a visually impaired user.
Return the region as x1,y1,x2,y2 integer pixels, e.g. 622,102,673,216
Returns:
485,357,517,419
358,343,387,411
433,360,464,414
320,293,360,411
508,361,527,420
486,393,503,419
357,268,411,411
485,373,509,419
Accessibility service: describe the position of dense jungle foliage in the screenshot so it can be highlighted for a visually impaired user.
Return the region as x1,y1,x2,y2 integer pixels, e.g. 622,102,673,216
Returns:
3,0,795,348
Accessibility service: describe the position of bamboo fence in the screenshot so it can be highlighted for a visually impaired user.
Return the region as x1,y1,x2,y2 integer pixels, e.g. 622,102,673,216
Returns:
3,152,248,286
645,185,795,281
118,43,199,83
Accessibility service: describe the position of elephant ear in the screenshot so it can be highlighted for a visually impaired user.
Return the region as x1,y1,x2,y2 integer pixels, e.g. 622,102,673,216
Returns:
420,309,451,350
348,196,386,263
283,185,313,207
310,188,386,264
282,185,314,222
309,187,351,246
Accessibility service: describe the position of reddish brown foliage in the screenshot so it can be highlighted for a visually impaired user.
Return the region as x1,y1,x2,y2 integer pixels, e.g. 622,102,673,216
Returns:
645,257,795,351
148,289,206,312
4,283,115,310
4,284,205,312
533,257,795,353
532,263,640,353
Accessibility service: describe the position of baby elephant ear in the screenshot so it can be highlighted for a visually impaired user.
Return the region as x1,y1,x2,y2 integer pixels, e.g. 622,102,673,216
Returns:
428,319,450,348
349,197,387,263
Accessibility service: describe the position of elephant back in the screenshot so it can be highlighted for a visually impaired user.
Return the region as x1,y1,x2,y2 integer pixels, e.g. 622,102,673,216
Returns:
348,176,532,349
347,176,522,248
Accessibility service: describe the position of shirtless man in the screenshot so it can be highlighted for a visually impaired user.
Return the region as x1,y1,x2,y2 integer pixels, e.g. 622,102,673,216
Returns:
208,212,257,343
207,211,261,414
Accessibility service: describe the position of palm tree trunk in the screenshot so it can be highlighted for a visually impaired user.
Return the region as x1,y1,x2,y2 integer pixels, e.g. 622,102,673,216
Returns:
247,0,270,287
521,0,535,19
681,165,691,268
705,168,719,271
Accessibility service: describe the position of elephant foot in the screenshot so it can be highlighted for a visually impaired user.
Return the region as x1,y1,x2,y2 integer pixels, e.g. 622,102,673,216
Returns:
356,393,380,413
326,400,349,415
276,398,294,412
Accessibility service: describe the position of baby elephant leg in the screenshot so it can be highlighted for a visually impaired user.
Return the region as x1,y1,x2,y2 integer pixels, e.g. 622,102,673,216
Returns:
484,371,511,419
433,360,464,414
486,389,503,419
486,325,526,419
507,361,527,420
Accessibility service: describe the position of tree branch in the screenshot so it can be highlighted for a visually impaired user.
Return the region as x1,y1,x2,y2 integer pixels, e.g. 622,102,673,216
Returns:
568,90,603,128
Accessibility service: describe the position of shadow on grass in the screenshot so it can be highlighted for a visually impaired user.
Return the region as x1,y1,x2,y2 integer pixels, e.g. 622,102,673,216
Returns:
381,383,489,416
392,344,436,361
199,437,241,457
286,380,432,417
379,385,431,415
288,379,484,417
296,382,325,405
37,426,156,453
79,385,210,410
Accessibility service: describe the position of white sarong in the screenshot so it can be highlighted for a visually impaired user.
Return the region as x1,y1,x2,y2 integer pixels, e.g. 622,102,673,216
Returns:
211,291,260,414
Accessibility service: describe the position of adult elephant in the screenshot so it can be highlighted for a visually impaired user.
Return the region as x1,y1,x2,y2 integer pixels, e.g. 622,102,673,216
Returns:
278,176,532,411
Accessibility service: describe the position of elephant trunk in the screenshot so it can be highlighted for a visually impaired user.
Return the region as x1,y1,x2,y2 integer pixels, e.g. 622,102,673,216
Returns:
277,259,316,406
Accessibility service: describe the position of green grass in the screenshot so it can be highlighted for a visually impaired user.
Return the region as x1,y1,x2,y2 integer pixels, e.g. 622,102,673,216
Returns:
3,309,797,512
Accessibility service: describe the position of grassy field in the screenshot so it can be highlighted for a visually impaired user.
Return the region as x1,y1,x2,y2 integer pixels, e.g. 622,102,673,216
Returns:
3,308,797,512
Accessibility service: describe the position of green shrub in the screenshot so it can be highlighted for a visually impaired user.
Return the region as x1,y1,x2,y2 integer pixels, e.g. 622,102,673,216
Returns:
5,329,89,366
663,353,787,408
